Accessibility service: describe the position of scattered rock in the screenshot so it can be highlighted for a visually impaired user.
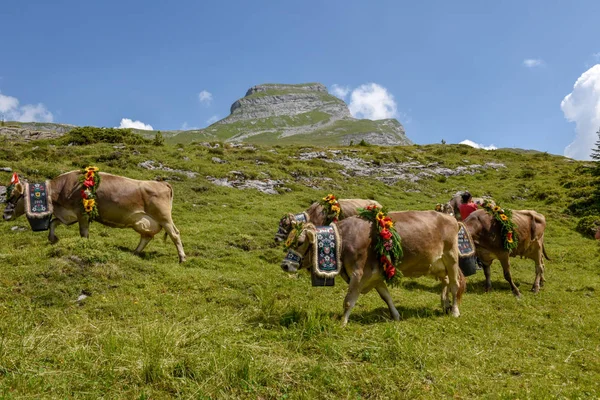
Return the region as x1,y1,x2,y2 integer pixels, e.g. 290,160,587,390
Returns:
212,157,227,164
138,160,198,178
183,156,190,161
0,167,12,172
113,144,126,149
0,185,6,203
76,294,88,302
11,226,27,232
293,153,507,185
206,176,286,195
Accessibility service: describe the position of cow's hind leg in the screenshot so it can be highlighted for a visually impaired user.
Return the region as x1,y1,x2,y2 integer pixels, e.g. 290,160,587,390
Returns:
499,255,521,298
163,222,186,263
375,282,400,321
440,276,451,313
441,253,461,317
531,252,545,293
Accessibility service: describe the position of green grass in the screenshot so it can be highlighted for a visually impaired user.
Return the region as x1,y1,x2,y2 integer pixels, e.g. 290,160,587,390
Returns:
0,139,599,398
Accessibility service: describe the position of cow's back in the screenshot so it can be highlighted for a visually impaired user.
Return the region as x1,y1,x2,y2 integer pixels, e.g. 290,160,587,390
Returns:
388,211,459,277
307,199,381,225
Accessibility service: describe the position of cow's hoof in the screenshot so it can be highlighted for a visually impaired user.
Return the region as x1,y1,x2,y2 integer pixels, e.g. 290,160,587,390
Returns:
179,256,187,264
451,309,460,318
514,292,522,299
531,286,540,293
48,237,59,245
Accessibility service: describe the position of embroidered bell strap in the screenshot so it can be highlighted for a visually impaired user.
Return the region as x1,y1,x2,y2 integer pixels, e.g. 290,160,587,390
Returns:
283,249,303,268
25,182,53,219
312,225,342,278
457,222,476,257
294,212,308,223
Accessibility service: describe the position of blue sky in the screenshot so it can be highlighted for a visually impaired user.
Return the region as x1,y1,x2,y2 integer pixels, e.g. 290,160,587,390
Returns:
1,0,600,159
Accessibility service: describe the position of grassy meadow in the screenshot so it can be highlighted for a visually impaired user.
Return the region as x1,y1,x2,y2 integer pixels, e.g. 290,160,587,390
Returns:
0,136,599,399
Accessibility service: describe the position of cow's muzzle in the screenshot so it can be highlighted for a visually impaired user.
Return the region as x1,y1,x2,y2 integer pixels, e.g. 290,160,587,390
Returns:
274,224,289,243
3,204,15,221
281,249,302,273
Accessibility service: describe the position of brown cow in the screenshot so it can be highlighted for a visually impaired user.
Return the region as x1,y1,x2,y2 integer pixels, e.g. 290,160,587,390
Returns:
595,227,600,241
274,198,381,242
281,211,466,325
463,209,549,296
3,171,186,263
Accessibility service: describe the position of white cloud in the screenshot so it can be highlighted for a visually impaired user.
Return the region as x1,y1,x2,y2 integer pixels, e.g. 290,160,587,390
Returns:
459,139,497,151
348,83,397,120
330,84,350,100
181,122,199,130
206,115,219,125
118,118,153,130
198,90,213,106
561,64,600,160
0,92,53,122
523,59,544,68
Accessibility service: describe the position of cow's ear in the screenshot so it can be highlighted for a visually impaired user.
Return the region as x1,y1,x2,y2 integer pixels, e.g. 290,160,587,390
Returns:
13,182,24,195
306,229,316,244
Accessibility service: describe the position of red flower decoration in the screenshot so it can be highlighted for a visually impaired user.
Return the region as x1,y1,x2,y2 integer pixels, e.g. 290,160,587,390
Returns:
380,228,392,240
385,265,396,279
83,178,95,188
80,189,88,199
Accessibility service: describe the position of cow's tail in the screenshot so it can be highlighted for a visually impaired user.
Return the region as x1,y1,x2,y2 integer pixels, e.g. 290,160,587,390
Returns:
542,243,551,261
456,269,467,303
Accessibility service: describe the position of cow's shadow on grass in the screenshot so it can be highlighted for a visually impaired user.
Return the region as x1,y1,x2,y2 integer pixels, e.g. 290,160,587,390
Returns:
349,306,444,325
115,246,160,261
399,276,529,296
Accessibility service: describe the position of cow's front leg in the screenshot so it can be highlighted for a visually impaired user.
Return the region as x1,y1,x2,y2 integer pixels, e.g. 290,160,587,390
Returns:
48,218,63,244
499,255,521,298
375,281,400,321
342,268,363,327
78,216,90,238
481,260,493,292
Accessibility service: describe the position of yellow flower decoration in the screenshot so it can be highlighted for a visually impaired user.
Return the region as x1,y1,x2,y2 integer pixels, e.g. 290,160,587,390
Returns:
507,237,514,243
85,166,99,172
500,214,508,221
331,205,340,213
376,212,385,221
385,220,394,228
493,206,501,212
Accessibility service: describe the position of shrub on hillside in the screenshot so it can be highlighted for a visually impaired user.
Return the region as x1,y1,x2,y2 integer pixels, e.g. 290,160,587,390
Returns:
576,216,600,238
62,126,150,145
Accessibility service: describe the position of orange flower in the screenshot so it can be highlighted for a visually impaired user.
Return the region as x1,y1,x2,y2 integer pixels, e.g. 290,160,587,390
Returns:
506,231,514,243
331,204,340,213
376,211,385,221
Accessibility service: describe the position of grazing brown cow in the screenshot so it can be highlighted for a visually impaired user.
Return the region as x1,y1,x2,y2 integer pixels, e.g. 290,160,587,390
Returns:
281,211,466,325
274,198,381,242
595,227,600,241
3,171,186,263
463,209,549,296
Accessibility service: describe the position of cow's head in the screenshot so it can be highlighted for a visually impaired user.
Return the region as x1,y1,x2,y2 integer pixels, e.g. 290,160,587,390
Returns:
275,212,309,243
435,202,454,217
280,222,316,273
274,213,295,243
3,173,25,221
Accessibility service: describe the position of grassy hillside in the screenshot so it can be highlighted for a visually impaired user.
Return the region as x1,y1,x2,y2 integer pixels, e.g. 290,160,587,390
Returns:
0,136,598,398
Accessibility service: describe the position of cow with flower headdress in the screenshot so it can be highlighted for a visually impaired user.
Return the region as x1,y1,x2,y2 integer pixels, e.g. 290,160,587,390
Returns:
3,169,186,263
274,194,381,243
462,202,549,296
281,207,466,326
